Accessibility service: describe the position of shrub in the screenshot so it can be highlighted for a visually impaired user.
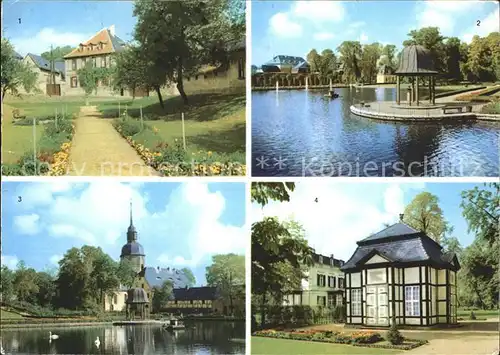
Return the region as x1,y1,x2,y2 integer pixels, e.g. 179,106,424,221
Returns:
113,116,147,136
386,318,404,345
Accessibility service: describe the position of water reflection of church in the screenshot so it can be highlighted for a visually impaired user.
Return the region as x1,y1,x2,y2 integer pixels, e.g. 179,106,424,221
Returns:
104,203,240,318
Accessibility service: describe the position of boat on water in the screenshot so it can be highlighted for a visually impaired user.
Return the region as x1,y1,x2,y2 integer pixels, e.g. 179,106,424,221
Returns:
324,90,339,99
163,318,185,331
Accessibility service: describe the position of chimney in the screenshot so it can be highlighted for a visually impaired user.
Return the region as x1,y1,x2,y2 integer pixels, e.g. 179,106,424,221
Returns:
399,213,404,221
330,254,334,266
108,25,116,36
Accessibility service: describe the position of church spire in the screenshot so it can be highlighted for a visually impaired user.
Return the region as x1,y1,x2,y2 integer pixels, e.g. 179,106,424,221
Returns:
127,199,137,242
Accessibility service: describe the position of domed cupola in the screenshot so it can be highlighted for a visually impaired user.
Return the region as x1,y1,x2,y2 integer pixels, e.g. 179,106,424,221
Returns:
120,201,145,259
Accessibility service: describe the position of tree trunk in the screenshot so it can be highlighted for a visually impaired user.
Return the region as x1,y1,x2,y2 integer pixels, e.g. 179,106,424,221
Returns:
260,293,266,328
155,87,164,109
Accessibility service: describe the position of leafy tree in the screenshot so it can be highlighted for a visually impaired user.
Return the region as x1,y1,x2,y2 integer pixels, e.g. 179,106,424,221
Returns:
152,280,173,313
252,217,313,327
117,258,138,289
337,41,362,83
306,49,322,73
440,235,463,256
1,38,39,98
402,191,448,243
0,265,15,303
90,252,120,307
181,267,196,287
251,182,295,206
35,271,56,307
206,253,245,315
380,44,397,70
360,43,381,83
41,45,73,61
403,27,446,72
465,35,494,82
445,37,464,80
460,183,499,246
13,261,39,302
77,62,112,102
132,0,244,105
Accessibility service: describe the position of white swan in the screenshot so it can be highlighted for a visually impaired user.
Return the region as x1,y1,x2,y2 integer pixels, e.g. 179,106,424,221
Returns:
95,336,100,348
49,332,59,340
0,343,5,355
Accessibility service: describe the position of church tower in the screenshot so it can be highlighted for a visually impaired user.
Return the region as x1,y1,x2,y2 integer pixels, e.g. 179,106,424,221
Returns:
120,201,145,273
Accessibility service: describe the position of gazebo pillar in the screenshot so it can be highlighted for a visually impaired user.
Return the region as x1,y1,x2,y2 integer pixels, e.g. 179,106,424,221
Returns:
432,76,436,105
429,76,432,104
415,77,419,106
396,76,400,105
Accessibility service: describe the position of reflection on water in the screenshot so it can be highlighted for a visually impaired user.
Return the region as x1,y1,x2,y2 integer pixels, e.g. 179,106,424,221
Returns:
252,88,500,177
0,321,245,354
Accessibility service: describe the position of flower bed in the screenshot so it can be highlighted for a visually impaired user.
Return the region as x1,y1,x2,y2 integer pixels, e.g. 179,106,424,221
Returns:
113,117,246,176
1,119,75,176
253,329,428,350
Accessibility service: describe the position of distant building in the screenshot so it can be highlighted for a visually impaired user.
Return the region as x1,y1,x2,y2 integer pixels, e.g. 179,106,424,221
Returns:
342,221,459,327
261,55,310,73
19,53,65,95
63,25,135,97
377,64,396,84
183,39,245,93
104,203,240,316
284,253,345,307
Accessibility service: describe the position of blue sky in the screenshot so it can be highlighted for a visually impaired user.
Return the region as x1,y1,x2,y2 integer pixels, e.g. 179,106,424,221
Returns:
252,182,489,261
252,1,500,66
1,182,246,286
3,1,136,56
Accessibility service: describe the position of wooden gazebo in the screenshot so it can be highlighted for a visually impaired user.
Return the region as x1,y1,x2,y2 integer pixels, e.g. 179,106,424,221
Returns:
126,288,150,320
395,45,439,106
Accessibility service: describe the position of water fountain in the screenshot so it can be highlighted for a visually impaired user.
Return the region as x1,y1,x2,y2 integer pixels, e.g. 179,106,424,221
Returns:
305,76,309,91
329,79,333,91
275,81,279,93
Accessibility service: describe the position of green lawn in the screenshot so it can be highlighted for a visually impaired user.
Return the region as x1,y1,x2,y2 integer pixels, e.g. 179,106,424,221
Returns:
2,103,45,164
251,337,399,355
99,90,246,155
1,309,24,320
457,309,499,317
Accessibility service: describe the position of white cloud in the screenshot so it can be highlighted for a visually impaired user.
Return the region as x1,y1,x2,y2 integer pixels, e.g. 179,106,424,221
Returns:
1,255,19,269
11,182,245,268
269,12,303,38
11,27,94,56
292,1,346,23
313,32,335,41
359,33,369,43
415,1,484,35
252,182,426,262
154,183,246,267
14,214,40,235
461,7,499,43
50,255,63,266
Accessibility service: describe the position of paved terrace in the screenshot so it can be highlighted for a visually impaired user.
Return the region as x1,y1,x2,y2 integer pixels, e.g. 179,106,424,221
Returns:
350,87,499,122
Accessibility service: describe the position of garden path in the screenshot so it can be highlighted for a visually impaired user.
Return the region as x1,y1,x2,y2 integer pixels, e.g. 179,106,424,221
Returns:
67,107,157,176
401,332,498,354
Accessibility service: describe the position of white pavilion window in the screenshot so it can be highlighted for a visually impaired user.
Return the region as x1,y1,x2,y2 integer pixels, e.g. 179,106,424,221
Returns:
405,286,420,316
351,289,361,316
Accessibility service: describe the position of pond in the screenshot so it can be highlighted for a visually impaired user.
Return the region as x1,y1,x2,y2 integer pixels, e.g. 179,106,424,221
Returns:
251,88,500,177
0,321,245,354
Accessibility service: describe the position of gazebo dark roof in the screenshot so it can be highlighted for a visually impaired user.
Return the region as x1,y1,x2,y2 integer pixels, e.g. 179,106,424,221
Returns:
341,222,459,272
395,45,438,75
126,288,149,304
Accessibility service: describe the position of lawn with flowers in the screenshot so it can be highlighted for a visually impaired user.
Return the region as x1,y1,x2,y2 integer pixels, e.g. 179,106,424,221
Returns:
252,328,428,352
108,91,245,176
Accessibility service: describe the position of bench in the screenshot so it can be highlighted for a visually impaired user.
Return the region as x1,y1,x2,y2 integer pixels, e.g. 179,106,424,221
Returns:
442,106,473,114
12,109,26,120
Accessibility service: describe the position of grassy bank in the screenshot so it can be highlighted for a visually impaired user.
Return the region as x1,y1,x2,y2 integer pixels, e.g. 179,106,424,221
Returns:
99,90,245,155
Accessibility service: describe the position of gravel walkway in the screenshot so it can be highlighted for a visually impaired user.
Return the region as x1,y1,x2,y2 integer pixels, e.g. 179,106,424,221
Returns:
67,107,157,176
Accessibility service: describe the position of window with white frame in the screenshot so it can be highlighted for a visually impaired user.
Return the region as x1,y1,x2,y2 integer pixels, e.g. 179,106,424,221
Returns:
405,286,420,316
351,289,361,316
